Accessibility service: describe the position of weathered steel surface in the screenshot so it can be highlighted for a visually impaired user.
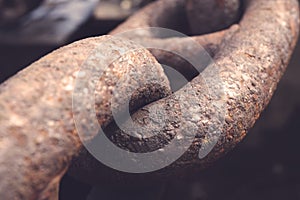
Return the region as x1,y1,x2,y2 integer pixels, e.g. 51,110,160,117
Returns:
110,0,235,36
109,0,237,79
0,0,299,198
0,36,171,199
110,0,241,36
69,0,300,183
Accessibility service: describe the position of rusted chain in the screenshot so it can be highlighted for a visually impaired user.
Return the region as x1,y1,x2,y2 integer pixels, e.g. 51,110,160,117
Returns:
0,37,172,199
109,0,239,79
110,0,241,36
69,0,300,183
0,0,299,199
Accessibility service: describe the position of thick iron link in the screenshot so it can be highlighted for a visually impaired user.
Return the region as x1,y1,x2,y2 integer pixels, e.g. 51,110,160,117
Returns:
0,0,299,199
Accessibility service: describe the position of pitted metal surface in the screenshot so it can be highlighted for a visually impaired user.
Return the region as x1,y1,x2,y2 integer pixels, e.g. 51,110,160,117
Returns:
0,0,299,199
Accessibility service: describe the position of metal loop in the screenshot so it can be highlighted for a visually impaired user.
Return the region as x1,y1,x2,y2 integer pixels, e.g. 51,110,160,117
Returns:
0,0,299,199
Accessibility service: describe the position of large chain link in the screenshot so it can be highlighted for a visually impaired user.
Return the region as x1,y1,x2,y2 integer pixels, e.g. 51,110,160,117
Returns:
0,0,299,199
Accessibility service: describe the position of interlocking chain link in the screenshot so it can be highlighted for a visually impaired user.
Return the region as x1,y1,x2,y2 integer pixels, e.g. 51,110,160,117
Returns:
0,0,299,199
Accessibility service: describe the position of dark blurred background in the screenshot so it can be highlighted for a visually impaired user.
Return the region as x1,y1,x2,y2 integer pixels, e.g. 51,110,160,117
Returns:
0,0,299,199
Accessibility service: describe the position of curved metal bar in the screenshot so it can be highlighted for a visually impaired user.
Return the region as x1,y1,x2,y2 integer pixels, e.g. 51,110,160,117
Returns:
0,0,299,198
70,0,300,184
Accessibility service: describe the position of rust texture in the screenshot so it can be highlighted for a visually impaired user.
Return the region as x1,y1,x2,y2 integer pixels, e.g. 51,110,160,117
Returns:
0,37,171,199
0,0,299,199
70,0,300,184
109,0,237,79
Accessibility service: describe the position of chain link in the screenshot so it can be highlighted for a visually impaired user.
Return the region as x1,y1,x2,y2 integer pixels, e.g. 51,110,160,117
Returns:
0,0,299,199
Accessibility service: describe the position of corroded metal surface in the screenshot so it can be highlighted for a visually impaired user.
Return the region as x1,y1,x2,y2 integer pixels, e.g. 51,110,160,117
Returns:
0,0,299,199
109,0,237,79
70,0,300,183
0,37,171,199
110,0,241,35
